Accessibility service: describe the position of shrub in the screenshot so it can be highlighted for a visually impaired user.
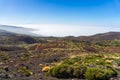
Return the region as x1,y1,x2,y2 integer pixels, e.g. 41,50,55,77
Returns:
42,66,50,72
46,54,118,79
62,58,74,65
115,59,120,66
85,68,117,80
47,64,71,78
73,65,87,78
47,64,87,79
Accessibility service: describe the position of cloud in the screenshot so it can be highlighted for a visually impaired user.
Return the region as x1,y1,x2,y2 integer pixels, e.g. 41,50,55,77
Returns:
0,25,37,36
15,24,120,37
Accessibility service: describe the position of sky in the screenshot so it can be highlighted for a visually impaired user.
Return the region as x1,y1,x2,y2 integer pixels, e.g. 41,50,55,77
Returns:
0,0,120,36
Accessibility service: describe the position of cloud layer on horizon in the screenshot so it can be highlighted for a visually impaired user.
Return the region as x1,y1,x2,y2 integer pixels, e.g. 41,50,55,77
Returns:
15,24,120,37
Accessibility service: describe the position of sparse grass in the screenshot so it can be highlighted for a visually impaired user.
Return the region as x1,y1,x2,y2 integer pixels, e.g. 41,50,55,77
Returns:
17,67,33,77
0,39,120,79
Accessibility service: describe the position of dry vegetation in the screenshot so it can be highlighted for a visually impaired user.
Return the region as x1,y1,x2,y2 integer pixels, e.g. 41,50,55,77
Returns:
0,38,120,80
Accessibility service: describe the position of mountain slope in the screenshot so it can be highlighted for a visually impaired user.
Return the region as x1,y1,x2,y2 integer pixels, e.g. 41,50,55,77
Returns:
64,32,120,41
0,29,41,44
91,32,120,40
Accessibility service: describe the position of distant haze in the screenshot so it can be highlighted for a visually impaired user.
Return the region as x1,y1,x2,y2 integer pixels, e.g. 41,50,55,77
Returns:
15,24,120,37
0,25,38,36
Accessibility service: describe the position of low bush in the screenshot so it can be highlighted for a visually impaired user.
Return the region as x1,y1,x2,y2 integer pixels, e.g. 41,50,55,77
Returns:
85,68,117,80
47,64,70,78
47,64,87,79
73,65,87,78
46,54,119,79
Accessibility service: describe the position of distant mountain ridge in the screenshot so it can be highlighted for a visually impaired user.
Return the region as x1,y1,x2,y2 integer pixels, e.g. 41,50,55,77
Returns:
65,32,120,41
0,25,120,41
90,32,120,40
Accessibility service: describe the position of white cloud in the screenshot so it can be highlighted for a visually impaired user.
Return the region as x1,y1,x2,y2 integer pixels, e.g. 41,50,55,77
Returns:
14,24,120,37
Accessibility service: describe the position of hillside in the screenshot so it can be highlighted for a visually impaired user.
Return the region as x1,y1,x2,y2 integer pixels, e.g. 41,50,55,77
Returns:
0,29,44,44
0,31,120,80
64,32,120,41
89,32,120,40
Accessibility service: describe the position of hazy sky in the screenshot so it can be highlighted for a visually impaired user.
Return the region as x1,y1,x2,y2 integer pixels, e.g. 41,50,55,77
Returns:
0,0,120,36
